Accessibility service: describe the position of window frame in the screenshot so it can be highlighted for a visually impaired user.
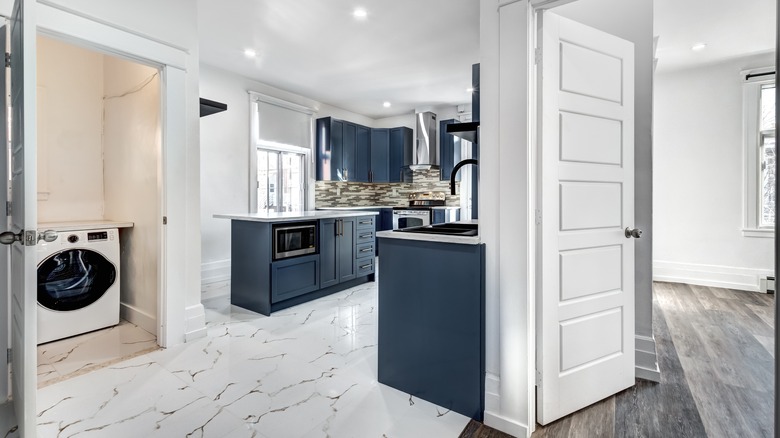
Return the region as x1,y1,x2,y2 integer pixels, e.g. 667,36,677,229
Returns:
248,92,315,214
742,67,776,238
255,143,309,214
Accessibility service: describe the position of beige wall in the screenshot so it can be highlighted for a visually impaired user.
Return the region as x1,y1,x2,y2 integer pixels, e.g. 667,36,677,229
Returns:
103,56,161,334
36,36,105,222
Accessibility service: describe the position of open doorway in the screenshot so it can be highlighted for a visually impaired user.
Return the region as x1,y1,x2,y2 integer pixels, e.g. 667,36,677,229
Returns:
35,34,162,387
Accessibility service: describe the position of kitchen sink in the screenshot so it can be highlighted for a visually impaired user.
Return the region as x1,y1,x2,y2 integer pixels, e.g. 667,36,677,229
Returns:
396,222,478,236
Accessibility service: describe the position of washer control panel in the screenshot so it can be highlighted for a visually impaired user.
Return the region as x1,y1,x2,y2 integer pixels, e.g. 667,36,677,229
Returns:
87,231,109,242
67,234,79,243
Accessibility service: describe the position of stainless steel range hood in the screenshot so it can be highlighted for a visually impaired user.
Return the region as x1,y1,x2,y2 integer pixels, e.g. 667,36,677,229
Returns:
411,111,439,170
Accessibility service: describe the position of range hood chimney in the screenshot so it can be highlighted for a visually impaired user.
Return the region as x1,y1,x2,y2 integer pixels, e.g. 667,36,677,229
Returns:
411,111,439,170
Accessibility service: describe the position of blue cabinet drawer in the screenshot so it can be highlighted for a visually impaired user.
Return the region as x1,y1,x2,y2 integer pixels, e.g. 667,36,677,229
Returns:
357,229,375,243
356,257,375,276
356,216,375,229
356,241,375,259
271,255,320,303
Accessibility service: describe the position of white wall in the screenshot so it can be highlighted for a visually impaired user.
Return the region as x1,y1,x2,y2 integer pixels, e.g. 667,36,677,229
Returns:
654,53,775,291
199,64,374,287
36,36,105,222
374,103,472,160
103,56,161,335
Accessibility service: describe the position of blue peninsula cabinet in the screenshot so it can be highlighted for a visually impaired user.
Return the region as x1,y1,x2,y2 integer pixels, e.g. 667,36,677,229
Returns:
222,212,377,316
377,235,485,421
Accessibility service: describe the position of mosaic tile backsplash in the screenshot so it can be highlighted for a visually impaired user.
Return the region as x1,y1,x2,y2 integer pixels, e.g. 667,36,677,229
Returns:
315,168,461,207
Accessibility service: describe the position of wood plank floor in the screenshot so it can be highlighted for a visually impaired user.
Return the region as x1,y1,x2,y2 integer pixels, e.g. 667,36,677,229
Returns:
461,282,774,438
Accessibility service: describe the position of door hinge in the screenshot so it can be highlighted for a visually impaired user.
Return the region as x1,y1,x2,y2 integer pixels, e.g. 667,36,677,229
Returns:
163,216,168,225
534,47,542,65
535,209,542,225
23,230,36,246
5,201,9,216
4,52,10,68
6,348,10,364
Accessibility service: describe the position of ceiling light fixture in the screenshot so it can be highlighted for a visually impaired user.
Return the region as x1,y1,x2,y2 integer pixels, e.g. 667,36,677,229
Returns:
691,43,707,51
353,8,368,19
383,101,391,108
244,49,257,58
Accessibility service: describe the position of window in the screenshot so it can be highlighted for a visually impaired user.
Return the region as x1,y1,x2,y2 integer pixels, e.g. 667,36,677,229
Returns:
743,68,776,237
250,92,315,214
257,147,305,213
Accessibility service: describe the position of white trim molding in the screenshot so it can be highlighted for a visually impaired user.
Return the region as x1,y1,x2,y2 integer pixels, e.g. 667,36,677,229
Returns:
653,260,773,293
120,302,157,336
484,410,530,438
184,304,207,342
248,91,316,115
635,335,660,382
201,259,230,287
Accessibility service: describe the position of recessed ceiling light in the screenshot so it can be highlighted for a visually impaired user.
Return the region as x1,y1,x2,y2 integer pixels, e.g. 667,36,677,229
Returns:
691,43,707,51
244,49,257,58
353,8,368,19
466,87,475,93
383,101,391,108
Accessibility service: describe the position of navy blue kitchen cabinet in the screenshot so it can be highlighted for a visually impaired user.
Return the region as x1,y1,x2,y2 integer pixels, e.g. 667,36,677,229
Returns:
389,127,412,182
370,128,390,182
380,208,393,231
378,238,485,421
230,216,375,316
355,125,371,182
271,255,320,303
320,217,359,288
316,118,360,182
439,119,462,182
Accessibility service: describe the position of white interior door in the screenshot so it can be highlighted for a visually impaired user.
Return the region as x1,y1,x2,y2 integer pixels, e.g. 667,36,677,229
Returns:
0,23,7,403
7,0,37,435
536,12,636,425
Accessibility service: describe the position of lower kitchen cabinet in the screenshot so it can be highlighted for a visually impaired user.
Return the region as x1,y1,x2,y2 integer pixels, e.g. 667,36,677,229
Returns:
271,255,319,303
321,217,357,288
228,215,376,316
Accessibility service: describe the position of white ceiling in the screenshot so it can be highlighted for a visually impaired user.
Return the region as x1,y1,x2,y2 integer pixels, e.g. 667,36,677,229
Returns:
197,0,776,119
654,0,776,72
197,0,480,119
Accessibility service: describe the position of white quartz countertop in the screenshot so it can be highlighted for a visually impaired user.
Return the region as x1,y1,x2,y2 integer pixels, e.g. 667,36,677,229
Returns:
38,220,134,232
377,224,480,245
214,211,380,223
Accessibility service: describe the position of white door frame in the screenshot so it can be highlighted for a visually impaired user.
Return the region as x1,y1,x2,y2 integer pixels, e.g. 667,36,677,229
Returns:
34,3,188,347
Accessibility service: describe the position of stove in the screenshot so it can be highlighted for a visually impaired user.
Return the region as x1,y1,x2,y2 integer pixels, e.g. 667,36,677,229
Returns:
392,192,446,229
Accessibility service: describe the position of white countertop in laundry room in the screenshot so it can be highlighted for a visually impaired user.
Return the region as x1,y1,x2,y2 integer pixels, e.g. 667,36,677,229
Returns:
38,220,135,232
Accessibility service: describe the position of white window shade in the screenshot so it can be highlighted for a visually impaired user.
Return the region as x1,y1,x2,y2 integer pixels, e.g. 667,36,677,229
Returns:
251,91,315,148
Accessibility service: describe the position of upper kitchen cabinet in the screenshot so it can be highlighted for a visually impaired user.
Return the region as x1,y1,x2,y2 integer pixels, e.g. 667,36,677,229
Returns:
389,127,412,183
439,119,462,182
317,117,359,182
371,128,390,182
355,125,371,182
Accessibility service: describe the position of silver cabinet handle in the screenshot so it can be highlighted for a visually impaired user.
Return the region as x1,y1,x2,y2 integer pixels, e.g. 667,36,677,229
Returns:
359,220,372,225
625,227,642,239
360,248,373,253
360,264,372,269
359,233,372,238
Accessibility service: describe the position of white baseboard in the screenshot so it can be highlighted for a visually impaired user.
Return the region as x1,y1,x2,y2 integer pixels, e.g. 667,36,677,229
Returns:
484,410,529,438
120,302,157,335
184,303,207,342
635,335,660,382
653,260,772,293
484,373,501,413
201,259,230,288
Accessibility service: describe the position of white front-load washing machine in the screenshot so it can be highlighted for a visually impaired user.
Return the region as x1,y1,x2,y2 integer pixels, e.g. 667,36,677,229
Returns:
37,228,121,344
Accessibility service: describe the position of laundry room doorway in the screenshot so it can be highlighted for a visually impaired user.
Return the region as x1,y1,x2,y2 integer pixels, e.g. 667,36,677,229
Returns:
34,34,163,386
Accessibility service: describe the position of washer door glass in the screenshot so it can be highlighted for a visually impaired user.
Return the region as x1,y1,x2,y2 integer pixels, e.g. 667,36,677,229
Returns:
38,249,117,311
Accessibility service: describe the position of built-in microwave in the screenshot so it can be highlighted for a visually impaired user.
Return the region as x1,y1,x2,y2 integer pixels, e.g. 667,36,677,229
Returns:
272,222,317,260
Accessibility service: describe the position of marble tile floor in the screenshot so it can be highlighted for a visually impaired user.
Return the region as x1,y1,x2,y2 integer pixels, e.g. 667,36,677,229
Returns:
35,281,471,437
38,320,158,388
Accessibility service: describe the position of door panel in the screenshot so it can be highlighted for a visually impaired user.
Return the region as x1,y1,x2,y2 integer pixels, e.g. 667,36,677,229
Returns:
319,219,338,288
9,0,37,434
371,129,390,183
537,12,635,425
337,218,356,282
342,123,356,182
0,22,7,402
355,125,370,182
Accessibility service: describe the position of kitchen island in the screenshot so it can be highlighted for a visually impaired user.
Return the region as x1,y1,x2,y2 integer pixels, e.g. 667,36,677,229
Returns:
215,211,379,316
376,225,485,421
